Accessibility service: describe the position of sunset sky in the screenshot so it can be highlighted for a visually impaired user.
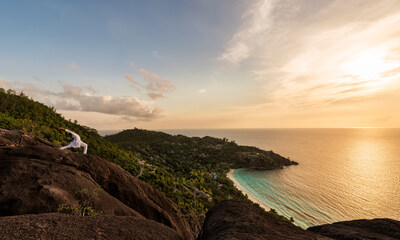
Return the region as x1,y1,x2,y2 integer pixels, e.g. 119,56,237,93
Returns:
1,0,400,129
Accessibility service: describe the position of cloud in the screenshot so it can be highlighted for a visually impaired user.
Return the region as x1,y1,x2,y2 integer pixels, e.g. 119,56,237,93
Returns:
124,74,137,84
66,61,81,71
74,95,161,120
0,78,162,121
198,89,207,94
0,78,54,99
85,86,96,94
336,87,368,95
59,84,82,97
33,76,42,82
55,84,162,120
381,66,400,78
138,68,176,99
219,0,297,64
54,99,80,111
223,0,400,114
129,61,135,69
152,50,165,59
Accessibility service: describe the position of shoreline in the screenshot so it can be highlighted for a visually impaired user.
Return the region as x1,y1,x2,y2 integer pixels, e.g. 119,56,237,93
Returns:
227,169,270,212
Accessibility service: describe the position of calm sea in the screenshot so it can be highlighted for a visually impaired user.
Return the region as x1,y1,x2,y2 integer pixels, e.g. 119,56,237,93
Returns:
161,128,400,229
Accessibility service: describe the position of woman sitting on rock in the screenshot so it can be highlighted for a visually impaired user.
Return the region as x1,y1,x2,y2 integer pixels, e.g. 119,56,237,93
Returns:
59,128,88,154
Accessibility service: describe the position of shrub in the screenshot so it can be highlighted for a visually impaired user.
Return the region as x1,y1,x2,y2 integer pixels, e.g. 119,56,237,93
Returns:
58,187,102,216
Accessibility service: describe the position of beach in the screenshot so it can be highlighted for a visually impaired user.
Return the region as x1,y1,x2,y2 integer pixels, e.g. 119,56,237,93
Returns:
227,169,270,212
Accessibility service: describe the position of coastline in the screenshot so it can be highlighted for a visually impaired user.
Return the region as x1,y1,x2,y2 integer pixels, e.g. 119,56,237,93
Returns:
227,169,270,212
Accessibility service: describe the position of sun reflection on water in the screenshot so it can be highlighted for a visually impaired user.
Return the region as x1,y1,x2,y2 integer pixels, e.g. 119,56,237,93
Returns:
333,129,398,218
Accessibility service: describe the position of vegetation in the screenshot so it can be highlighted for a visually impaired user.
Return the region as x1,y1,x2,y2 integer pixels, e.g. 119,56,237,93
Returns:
105,128,296,223
0,88,294,226
58,187,103,216
106,129,254,223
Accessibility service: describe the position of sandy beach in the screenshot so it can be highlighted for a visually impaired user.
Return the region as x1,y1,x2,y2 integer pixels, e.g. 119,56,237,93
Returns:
227,169,270,212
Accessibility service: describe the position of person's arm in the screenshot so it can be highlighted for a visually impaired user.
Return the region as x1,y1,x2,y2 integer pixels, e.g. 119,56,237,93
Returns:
64,129,79,139
64,129,72,134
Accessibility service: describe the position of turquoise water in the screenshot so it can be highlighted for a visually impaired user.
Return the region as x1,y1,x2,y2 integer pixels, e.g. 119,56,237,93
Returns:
163,128,400,229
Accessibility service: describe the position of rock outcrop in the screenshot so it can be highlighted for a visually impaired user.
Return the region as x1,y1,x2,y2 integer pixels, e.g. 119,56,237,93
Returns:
0,128,192,240
0,213,181,240
197,200,331,240
198,200,400,240
308,218,400,240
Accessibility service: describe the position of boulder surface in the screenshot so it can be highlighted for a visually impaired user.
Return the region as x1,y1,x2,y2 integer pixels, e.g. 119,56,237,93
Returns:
197,200,331,240
0,128,192,239
308,218,400,240
0,213,181,240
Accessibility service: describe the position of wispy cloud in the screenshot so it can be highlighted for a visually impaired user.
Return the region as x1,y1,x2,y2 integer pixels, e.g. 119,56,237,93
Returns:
223,0,400,113
0,78,6,87
152,50,165,59
219,0,274,64
219,0,298,64
198,89,207,94
124,74,137,84
33,76,42,82
66,61,81,71
137,68,176,99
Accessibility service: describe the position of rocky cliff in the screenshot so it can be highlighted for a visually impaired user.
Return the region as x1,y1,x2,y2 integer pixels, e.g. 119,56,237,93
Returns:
0,128,192,239
197,200,330,240
198,200,400,240
308,218,400,240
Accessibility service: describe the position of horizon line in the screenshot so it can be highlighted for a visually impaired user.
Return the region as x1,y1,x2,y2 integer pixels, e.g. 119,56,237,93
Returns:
99,127,399,131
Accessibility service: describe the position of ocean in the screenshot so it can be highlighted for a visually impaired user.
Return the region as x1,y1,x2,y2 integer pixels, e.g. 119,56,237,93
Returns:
161,128,400,229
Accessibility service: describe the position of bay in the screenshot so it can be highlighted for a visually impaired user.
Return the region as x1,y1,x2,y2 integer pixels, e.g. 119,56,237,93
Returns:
162,128,400,229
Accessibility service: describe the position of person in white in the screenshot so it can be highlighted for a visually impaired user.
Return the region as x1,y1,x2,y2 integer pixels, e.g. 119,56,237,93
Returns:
59,128,88,154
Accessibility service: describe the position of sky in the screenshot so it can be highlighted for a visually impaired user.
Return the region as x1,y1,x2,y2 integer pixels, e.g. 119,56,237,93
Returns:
1,0,400,129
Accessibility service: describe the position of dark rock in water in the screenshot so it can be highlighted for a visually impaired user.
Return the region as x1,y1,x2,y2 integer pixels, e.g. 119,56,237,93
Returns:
0,128,192,240
197,200,331,240
308,218,400,240
0,213,181,240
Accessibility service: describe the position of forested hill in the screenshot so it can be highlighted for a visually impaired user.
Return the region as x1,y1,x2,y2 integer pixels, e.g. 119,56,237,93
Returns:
106,129,298,225
106,128,298,171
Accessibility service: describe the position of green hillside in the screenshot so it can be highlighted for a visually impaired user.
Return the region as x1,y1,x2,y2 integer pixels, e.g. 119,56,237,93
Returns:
0,88,141,175
106,129,255,222
106,129,297,224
